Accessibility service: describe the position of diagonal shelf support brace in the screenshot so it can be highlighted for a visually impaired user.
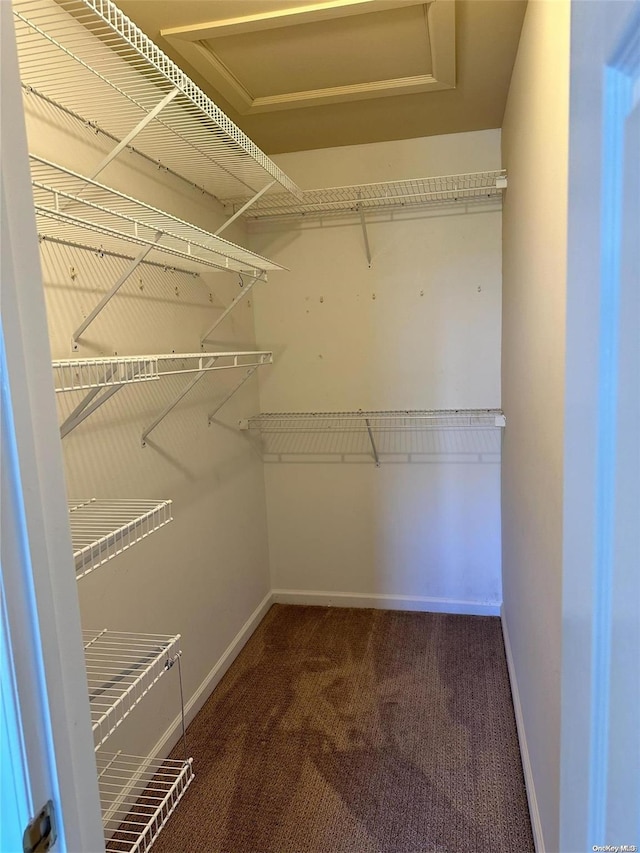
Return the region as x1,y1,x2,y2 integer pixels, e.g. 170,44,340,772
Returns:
201,275,263,344
365,418,380,467
208,365,259,424
141,357,218,446
357,202,372,268
87,88,180,183
72,232,163,349
59,364,141,438
215,181,276,237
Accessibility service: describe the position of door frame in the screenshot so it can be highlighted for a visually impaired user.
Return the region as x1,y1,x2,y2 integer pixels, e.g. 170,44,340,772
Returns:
1,5,104,851
561,2,640,850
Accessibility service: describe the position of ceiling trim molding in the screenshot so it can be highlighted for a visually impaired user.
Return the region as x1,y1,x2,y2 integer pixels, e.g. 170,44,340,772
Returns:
161,0,425,40
162,0,455,115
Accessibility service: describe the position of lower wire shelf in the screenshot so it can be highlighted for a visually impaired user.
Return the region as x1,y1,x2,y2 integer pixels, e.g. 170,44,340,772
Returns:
97,752,194,853
84,630,181,751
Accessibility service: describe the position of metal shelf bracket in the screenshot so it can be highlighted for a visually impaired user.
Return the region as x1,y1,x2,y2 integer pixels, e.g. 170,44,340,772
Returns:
59,363,142,438
201,275,264,345
141,356,218,446
71,232,163,349
87,88,180,184
365,417,380,466
214,181,276,237
140,352,272,445
357,200,372,268
207,365,259,424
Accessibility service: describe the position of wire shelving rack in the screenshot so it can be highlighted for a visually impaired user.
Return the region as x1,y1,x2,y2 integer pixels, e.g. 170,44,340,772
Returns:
31,156,284,276
54,351,273,393
13,0,300,201
225,172,508,220
242,410,506,466
83,629,181,750
97,752,194,853
244,409,506,429
69,498,172,579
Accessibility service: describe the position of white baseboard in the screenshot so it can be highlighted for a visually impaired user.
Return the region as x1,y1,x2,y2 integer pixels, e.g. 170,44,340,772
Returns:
150,590,273,761
273,588,501,616
501,605,545,853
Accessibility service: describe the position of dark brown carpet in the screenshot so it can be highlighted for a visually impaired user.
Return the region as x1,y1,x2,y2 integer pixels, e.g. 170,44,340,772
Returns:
154,605,534,853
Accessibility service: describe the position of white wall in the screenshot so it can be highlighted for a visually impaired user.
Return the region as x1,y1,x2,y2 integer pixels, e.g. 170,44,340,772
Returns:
23,92,272,760
501,2,570,851
250,130,504,614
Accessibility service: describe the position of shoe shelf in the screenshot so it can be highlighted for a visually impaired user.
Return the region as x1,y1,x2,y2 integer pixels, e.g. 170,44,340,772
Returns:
83,628,181,750
97,752,194,853
69,498,173,579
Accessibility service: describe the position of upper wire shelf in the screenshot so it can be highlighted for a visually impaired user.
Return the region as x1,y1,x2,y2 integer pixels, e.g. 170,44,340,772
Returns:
31,156,286,275
242,410,507,431
84,628,180,750
225,171,507,220
13,0,300,200
241,410,506,466
69,498,172,579
54,351,273,393
97,752,194,853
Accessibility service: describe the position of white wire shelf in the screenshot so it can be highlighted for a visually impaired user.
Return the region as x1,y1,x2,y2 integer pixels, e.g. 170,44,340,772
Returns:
97,752,194,853
69,498,172,579
13,0,300,201
54,351,273,393
242,410,507,431
31,156,285,275
84,629,180,750
225,171,507,220
241,410,506,466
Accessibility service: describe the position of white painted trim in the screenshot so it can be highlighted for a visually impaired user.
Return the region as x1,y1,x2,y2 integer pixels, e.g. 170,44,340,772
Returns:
273,588,500,616
164,0,454,115
501,605,545,853
150,591,274,760
162,1,424,40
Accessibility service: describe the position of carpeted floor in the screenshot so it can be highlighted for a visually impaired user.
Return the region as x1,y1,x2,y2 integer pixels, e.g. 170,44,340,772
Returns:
154,605,534,853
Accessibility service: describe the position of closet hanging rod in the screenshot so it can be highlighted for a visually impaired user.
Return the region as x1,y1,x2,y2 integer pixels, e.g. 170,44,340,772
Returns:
69,497,173,579
13,0,301,200
37,233,201,277
83,628,181,750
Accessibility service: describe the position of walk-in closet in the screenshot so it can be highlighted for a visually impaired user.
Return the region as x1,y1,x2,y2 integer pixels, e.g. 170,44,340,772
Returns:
3,1,639,852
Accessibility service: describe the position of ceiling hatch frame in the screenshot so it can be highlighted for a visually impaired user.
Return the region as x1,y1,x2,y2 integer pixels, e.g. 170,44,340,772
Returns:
161,0,455,115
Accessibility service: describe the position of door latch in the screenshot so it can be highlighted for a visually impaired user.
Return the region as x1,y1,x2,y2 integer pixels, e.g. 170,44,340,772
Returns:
23,800,56,853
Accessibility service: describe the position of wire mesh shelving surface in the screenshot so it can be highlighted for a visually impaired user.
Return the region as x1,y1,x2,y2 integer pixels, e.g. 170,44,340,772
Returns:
13,0,300,200
242,410,506,463
225,172,507,220
69,498,172,579
83,629,180,750
97,752,194,853
244,410,507,431
30,156,285,275
53,351,273,393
